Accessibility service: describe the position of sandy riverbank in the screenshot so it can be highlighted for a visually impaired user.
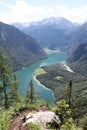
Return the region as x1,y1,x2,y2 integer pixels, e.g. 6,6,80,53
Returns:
44,48,60,54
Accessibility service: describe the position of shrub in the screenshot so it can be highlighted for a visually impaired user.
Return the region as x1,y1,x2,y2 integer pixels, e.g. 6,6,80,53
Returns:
80,114,87,130
27,122,41,130
53,100,76,130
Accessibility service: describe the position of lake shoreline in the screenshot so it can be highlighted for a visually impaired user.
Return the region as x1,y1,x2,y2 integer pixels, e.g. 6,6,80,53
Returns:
44,48,60,54
33,73,55,102
17,51,66,102
32,62,73,103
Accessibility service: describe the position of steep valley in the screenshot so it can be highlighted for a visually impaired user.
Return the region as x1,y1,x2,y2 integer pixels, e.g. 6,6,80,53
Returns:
0,22,47,71
1,16,87,130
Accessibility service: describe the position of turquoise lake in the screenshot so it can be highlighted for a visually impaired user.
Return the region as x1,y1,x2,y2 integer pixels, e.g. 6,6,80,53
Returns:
16,52,66,103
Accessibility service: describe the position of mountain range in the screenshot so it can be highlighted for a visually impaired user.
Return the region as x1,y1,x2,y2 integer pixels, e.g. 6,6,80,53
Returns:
14,17,87,52
0,22,47,71
15,17,87,68
15,17,80,51
1,17,87,127
1,16,87,71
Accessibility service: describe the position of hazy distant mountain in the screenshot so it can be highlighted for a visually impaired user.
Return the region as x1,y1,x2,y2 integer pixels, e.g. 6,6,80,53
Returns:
13,17,87,54
20,17,79,50
13,22,30,29
0,22,47,71
68,43,87,75
68,43,87,63
12,22,26,29
65,23,87,50
74,23,87,44
27,17,77,29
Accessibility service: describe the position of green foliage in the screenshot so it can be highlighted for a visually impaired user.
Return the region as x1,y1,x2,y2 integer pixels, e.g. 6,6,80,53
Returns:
0,101,48,130
27,122,41,130
11,99,48,114
53,100,75,130
61,118,76,130
37,64,87,119
25,79,41,104
0,47,20,109
35,68,47,75
0,107,15,130
55,76,63,80
25,79,34,103
67,80,73,108
9,74,21,104
79,114,87,130
12,102,41,112
54,100,72,120
0,47,11,109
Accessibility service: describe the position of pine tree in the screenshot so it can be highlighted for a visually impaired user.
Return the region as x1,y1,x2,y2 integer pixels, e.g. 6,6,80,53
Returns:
9,74,20,104
25,79,40,103
0,47,11,109
25,79,34,103
30,79,34,103
0,47,20,109
68,80,73,108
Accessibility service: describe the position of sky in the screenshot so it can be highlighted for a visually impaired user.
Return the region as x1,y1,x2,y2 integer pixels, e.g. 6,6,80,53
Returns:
1,0,87,24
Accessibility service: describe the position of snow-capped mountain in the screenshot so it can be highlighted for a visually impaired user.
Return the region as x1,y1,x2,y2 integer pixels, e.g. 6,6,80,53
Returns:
27,17,78,29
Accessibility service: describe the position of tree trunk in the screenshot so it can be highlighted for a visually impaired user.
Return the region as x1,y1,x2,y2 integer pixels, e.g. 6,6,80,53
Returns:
3,80,8,109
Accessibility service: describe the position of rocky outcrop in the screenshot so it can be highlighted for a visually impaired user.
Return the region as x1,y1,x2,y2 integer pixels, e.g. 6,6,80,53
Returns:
23,110,61,130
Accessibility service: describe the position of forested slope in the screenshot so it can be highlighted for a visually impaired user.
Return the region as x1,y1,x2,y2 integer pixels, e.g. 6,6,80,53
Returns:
0,22,47,71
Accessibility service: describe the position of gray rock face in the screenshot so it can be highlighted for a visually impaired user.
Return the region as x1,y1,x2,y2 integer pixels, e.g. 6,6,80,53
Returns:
23,111,61,130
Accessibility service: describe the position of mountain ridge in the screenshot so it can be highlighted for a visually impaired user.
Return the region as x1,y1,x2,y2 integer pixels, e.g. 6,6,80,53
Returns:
67,43,87,76
0,22,47,71
27,17,77,29
68,43,87,63
15,17,80,51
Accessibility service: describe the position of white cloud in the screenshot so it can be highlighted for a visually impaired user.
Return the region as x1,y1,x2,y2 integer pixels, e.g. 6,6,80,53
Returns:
0,0,52,23
55,6,87,23
0,0,87,24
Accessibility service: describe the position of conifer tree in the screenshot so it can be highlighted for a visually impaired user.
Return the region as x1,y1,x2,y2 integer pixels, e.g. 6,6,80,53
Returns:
68,80,73,108
30,79,34,103
0,47,11,109
25,79,40,103
25,79,34,103
0,47,20,109
9,74,20,104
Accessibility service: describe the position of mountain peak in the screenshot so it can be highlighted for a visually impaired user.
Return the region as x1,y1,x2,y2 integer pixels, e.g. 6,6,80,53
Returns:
26,17,78,30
